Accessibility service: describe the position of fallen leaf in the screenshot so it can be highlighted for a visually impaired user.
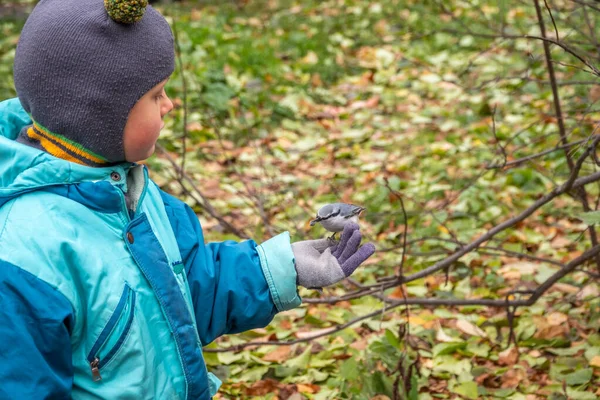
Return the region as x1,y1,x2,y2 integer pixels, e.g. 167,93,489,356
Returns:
546,312,568,326
500,368,525,388
498,347,519,366
262,346,292,362
301,51,319,65
388,286,409,299
498,261,538,280
550,236,571,249
590,355,600,368
350,95,380,110
535,324,567,339
350,339,369,350
297,383,320,394
577,283,599,301
590,84,600,102
456,319,488,338
244,379,280,396
552,283,579,294
436,325,461,343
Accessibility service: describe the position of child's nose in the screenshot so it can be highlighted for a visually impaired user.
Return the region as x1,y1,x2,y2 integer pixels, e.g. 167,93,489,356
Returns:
162,95,174,116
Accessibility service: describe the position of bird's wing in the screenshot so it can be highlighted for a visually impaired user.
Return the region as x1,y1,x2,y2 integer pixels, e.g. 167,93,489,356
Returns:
311,209,341,225
344,206,366,218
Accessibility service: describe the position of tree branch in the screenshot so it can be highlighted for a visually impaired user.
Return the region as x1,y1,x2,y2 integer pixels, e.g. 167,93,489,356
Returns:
156,144,249,238
204,241,600,353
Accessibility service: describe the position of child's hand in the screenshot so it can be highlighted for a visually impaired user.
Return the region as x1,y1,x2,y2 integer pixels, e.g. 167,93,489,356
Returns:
291,223,375,289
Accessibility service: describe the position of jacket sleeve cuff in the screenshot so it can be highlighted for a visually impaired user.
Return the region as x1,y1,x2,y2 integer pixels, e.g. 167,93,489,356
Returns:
256,231,302,312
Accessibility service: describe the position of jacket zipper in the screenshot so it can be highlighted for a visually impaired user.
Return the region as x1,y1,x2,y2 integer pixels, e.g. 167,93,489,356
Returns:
90,357,102,381
87,284,136,381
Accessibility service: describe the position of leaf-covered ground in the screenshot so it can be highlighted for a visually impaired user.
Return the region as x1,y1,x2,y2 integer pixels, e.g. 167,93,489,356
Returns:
1,0,599,398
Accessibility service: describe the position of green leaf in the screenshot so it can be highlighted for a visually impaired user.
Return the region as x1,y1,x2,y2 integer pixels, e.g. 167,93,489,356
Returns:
433,356,472,375
217,351,244,365
454,381,479,399
564,368,593,386
285,345,312,370
340,358,360,380
385,328,400,348
408,375,419,400
566,388,598,400
307,368,329,382
433,342,468,356
202,342,220,366
466,342,490,358
238,366,269,382
577,210,600,225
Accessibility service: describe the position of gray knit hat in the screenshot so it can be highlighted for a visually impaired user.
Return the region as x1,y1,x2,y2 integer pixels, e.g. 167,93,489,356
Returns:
14,0,175,165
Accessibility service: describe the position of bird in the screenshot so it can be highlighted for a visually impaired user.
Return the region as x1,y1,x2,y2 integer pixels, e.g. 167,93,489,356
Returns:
310,203,366,240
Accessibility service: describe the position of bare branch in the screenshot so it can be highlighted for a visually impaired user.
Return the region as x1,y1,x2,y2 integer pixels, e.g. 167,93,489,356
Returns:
156,144,249,238
438,28,600,76
543,0,560,42
486,138,588,169
171,18,188,180
205,241,600,353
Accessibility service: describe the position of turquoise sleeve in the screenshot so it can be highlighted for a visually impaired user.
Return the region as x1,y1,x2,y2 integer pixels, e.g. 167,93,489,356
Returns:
256,232,302,311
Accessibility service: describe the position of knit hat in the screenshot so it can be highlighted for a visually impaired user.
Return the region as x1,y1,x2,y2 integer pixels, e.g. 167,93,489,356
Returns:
14,0,175,166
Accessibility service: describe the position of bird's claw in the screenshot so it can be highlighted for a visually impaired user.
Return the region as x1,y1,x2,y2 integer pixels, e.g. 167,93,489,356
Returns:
327,233,338,246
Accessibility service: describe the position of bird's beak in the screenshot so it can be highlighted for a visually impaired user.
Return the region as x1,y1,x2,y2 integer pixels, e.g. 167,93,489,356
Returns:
310,220,317,226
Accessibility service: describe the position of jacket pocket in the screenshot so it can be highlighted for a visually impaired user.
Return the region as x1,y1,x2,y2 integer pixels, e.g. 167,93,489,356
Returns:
86,283,136,382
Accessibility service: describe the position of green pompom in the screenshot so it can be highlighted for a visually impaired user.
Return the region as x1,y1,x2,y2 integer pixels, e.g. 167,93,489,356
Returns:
104,0,148,24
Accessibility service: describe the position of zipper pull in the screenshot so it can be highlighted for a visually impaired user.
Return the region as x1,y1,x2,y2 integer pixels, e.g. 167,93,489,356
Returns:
90,358,102,382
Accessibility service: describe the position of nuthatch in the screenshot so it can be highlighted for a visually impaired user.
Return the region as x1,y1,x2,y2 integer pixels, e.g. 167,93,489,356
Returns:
310,203,366,236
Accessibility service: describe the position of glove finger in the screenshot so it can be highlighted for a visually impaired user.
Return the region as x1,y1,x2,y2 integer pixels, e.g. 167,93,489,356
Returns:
341,243,375,276
332,222,359,258
338,230,362,265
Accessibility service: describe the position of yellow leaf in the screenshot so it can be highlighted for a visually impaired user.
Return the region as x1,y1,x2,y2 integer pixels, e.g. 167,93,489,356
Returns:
590,355,600,368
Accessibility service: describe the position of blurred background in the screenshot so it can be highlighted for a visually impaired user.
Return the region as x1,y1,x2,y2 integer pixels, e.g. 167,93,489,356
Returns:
1,1,599,398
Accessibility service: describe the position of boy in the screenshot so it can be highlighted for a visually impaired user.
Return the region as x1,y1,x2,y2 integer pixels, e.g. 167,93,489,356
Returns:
0,0,375,398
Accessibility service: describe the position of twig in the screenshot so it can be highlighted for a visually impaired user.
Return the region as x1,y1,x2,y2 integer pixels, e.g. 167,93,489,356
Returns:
490,106,508,168
569,0,600,14
156,144,249,238
384,178,409,279
171,17,188,180
205,241,600,353
402,137,600,283
580,2,600,60
533,0,600,273
486,138,588,169
437,28,600,76
543,0,560,42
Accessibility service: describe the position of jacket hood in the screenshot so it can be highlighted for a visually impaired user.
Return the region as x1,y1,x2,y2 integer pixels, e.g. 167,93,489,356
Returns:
0,98,132,210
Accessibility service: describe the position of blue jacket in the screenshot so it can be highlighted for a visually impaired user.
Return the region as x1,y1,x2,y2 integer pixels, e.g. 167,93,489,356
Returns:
0,98,301,399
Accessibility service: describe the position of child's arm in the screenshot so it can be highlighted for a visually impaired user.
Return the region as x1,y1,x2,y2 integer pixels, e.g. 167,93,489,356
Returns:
161,191,300,345
0,98,31,139
0,99,73,396
0,261,74,397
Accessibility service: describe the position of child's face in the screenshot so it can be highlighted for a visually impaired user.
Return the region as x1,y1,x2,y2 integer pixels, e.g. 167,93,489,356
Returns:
123,78,173,162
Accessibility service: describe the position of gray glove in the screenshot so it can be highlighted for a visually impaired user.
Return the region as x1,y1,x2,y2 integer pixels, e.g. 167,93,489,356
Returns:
292,223,375,289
